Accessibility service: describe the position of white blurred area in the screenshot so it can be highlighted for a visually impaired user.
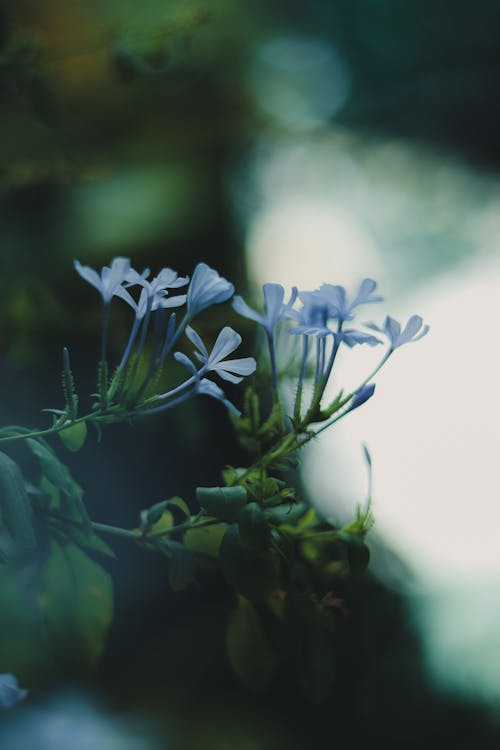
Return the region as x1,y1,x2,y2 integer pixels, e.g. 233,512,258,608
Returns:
236,42,500,701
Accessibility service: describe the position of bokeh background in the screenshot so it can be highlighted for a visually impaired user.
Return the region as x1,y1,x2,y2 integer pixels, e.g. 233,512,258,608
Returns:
1,0,500,747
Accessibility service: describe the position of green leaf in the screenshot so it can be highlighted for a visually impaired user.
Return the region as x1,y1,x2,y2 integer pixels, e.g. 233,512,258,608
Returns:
196,486,247,523
266,502,307,524
27,438,92,537
239,503,270,549
27,439,76,497
184,523,226,559
39,475,60,511
0,451,36,549
166,540,196,591
221,466,248,486
226,596,277,691
80,533,116,559
0,562,51,677
219,525,280,602
142,500,170,527
38,541,113,669
59,422,87,452
167,496,190,521
278,507,319,537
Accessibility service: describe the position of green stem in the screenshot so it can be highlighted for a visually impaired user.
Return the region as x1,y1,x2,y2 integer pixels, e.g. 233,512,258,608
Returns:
0,405,140,446
147,517,220,539
0,415,88,445
91,522,140,540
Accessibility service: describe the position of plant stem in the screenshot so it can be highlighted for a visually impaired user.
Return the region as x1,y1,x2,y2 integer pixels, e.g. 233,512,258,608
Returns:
91,522,140,540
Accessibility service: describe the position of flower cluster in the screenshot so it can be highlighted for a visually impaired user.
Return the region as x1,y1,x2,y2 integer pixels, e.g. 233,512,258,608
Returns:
233,278,429,428
74,258,255,417
73,258,428,430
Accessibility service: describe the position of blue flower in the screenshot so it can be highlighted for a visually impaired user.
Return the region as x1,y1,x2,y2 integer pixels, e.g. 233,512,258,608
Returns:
74,257,131,304
318,278,383,323
339,329,382,348
0,674,27,710
290,290,382,346
367,315,429,350
175,326,256,384
196,378,241,415
117,267,189,320
348,383,376,411
289,290,332,337
126,266,189,295
116,286,186,321
232,283,298,336
186,263,234,318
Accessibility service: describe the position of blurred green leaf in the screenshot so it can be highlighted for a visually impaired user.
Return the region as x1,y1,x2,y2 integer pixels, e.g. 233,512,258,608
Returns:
196,486,247,523
59,422,87,452
184,523,226,559
226,596,277,691
38,540,113,669
27,439,92,537
167,496,190,521
219,524,279,602
239,502,270,549
27,439,78,499
166,540,196,591
0,451,36,549
0,563,50,679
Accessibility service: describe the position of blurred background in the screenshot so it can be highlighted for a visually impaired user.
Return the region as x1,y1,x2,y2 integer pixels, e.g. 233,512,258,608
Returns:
0,0,500,747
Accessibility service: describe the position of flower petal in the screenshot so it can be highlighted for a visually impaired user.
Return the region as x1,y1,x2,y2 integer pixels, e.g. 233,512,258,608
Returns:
114,285,139,315
186,325,208,359
74,260,103,295
174,351,197,373
103,257,131,300
341,329,382,347
216,356,257,376
351,278,383,308
208,326,242,365
187,263,234,317
158,294,187,308
214,369,244,384
263,283,285,328
232,295,264,325
196,378,241,415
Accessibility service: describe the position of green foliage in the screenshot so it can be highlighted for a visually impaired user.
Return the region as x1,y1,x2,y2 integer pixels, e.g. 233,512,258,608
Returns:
0,451,36,549
219,524,280,602
0,563,51,680
231,388,285,454
196,486,248,523
226,596,277,691
141,496,191,532
183,523,226,560
28,439,114,557
238,502,270,549
165,540,197,591
59,422,87,452
38,541,113,670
